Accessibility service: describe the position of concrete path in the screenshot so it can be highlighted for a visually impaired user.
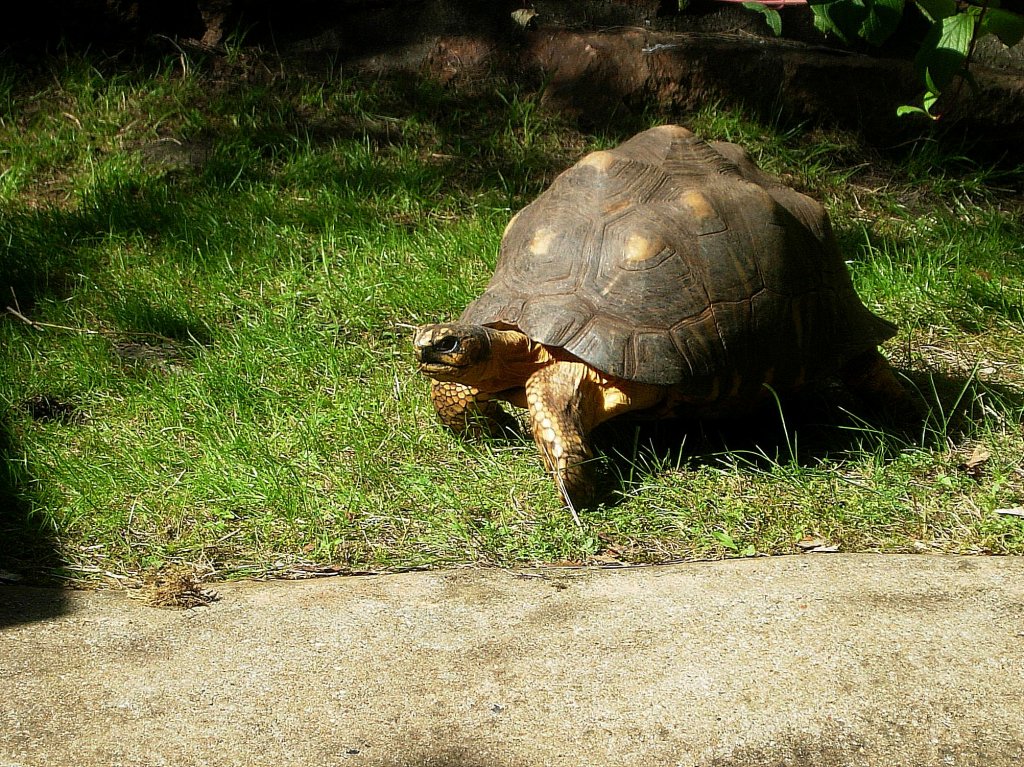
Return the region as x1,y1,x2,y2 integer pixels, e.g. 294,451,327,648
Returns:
2,554,1023,767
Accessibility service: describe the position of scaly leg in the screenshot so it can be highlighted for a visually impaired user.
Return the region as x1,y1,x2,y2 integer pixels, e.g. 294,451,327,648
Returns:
524,361,598,511
429,380,519,438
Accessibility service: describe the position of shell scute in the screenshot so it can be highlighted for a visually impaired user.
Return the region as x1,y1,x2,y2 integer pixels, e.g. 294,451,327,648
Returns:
519,295,591,348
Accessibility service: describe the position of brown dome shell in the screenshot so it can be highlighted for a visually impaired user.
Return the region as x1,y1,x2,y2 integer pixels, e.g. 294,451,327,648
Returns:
461,125,896,391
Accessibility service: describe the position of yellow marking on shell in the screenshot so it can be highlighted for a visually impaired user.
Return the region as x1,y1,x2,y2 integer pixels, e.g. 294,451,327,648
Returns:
678,190,716,222
542,427,556,443
580,150,616,172
652,124,691,139
529,227,557,256
541,417,552,429
552,442,564,459
623,233,666,264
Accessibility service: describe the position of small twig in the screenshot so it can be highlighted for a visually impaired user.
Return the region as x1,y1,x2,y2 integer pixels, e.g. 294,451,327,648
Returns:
5,306,183,346
6,306,102,334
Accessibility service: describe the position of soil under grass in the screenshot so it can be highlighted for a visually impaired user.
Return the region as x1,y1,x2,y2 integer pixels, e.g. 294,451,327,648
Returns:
1,45,1022,585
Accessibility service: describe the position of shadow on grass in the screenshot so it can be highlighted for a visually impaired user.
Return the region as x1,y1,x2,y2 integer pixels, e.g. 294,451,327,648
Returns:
0,414,72,626
0,52,594,582
1,185,217,349
0,153,215,589
589,367,1023,508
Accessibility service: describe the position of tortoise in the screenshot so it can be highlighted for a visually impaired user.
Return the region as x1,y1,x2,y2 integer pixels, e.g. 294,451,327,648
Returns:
413,125,908,509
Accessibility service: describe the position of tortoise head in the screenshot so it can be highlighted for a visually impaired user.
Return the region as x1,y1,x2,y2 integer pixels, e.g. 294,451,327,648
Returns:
413,324,494,382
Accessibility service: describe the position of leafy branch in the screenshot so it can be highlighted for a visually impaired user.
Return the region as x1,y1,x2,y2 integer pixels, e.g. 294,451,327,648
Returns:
735,0,1024,117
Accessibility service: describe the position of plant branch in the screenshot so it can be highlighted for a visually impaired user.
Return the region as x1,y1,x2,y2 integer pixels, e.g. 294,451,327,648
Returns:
5,306,182,345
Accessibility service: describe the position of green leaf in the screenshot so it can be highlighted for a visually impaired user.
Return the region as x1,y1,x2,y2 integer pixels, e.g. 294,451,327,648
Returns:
712,531,739,552
742,2,783,36
809,0,906,46
914,0,956,23
980,8,1024,47
941,8,978,51
896,104,929,116
915,13,976,92
859,0,906,45
809,0,863,43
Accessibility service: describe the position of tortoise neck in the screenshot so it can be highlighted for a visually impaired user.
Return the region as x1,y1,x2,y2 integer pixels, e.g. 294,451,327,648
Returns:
478,328,551,390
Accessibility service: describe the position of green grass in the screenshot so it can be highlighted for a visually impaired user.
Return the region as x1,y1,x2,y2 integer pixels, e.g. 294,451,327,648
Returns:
1,47,1022,584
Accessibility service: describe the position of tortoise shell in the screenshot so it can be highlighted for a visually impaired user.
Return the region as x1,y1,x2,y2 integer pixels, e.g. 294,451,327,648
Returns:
461,125,896,395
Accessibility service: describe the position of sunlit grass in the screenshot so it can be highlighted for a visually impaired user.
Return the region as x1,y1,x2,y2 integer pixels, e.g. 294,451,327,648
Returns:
1,46,1021,584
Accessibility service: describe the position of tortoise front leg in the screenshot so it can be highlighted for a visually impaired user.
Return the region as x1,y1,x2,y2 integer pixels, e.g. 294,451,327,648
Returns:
524,361,598,511
429,380,519,438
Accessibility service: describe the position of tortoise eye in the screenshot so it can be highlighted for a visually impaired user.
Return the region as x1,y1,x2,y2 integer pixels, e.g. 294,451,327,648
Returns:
434,336,460,354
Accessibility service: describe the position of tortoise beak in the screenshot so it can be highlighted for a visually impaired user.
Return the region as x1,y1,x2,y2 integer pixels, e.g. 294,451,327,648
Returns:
415,347,454,367
415,349,470,374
